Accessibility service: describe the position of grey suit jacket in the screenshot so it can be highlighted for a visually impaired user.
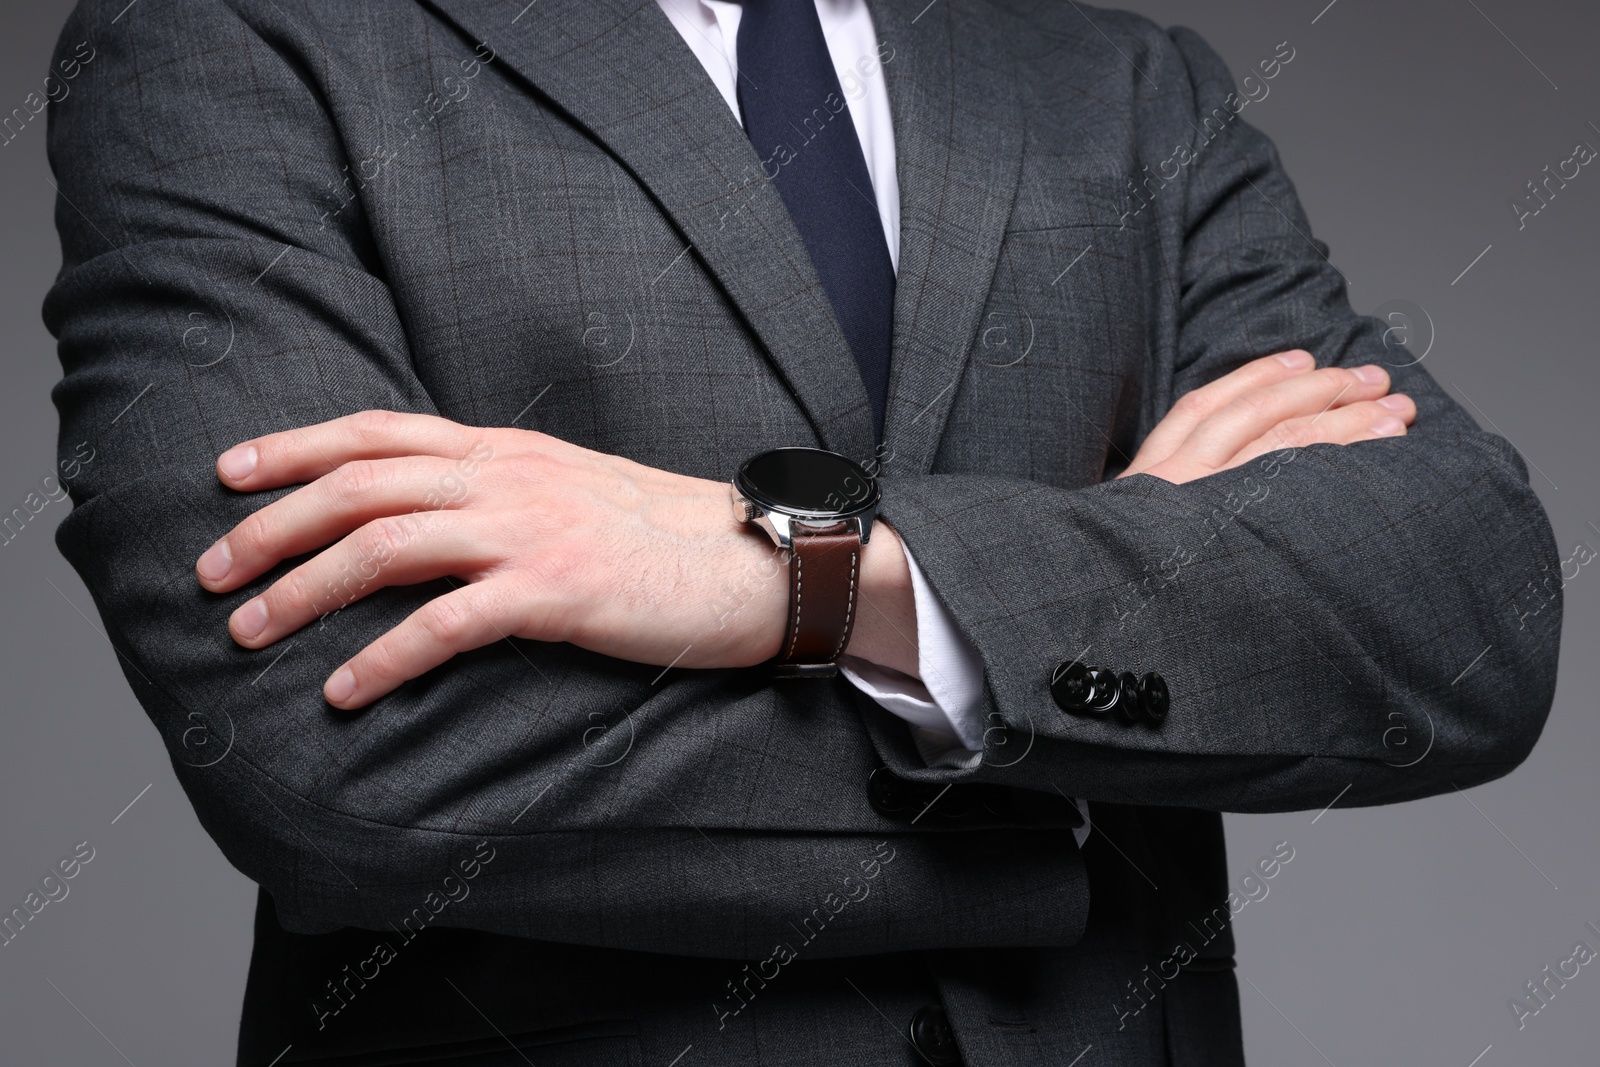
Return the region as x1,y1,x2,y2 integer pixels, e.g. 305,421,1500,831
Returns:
45,0,1561,1063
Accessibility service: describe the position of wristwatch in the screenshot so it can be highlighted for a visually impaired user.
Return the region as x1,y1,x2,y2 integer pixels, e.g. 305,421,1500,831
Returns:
732,447,879,678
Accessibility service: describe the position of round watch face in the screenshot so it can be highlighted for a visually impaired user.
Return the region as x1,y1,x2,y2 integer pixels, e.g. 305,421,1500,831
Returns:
735,447,879,519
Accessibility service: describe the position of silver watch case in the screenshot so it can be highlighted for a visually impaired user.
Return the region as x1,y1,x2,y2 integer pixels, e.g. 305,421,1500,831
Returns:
731,448,879,550
733,498,877,550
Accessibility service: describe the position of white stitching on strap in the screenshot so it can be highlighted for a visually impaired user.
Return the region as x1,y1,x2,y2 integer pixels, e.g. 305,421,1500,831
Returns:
782,552,804,660
826,548,859,661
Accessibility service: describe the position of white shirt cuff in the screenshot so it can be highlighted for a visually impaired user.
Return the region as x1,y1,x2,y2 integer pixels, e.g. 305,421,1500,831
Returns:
837,548,988,752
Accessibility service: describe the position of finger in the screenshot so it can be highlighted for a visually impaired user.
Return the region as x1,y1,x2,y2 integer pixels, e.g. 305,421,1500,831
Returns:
1226,394,1414,469
1126,350,1318,475
1179,364,1392,469
227,512,495,649
197,456,478,592
215,410,493,491
323,582,520,710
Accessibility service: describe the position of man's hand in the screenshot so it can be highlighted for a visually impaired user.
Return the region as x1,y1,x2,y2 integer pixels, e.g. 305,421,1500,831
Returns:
1120,350,1414,484
193,412,916,709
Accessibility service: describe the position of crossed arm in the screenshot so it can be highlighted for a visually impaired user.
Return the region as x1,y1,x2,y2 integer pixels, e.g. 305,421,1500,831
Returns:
45,0,1559,953
195,352,1417,711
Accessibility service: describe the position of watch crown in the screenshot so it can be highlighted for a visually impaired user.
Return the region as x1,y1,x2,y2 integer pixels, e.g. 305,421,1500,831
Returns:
732,494,761,523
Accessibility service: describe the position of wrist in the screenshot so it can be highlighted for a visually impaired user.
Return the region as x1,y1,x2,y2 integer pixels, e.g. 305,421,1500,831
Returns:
842,521,920,679
709,483,791,667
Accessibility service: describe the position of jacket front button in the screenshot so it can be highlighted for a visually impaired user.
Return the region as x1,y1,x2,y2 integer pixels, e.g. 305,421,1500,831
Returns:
908,1005,961,1066
868,765,913,818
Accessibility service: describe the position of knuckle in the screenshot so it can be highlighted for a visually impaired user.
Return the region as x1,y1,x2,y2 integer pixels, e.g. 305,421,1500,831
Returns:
1170,390,1207,419
1318,366,1356,389
421,596,475,645
316,562,363,609
1248,356,1288,381
1279,418,1321,448
333,459,384,501
522,428,558,452
352,409,401,446
230,515,273,559
278,566,324,612
1313,406,1381,447
359,515,411,563
360,637,407,683
1231,389,1276,423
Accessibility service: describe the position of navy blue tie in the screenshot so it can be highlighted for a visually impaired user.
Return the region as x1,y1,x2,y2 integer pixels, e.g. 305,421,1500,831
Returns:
736,0,896,442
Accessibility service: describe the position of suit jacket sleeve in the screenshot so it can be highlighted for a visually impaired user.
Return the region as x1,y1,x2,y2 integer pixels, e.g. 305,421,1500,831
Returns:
871,26,1562,812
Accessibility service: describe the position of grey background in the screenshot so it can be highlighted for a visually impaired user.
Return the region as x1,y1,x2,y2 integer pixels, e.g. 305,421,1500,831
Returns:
0,0,1593,1063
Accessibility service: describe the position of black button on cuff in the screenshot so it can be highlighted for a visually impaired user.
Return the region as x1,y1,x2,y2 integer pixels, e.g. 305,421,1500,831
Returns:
1138,672,1170,724
1052,661,1171,727
1084,667,1120,714
1115,671,1142,723
1050,660,1092,711
908,1005,961,1066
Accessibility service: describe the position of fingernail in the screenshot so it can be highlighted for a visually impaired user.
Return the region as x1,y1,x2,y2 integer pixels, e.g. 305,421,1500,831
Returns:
231,598,268,640
1377,394,1411,412
1352,365,1386,385
325,668,356,704
1372,415,1406,436
1275,350,1314,368
196,539,232,582
218,445,258,481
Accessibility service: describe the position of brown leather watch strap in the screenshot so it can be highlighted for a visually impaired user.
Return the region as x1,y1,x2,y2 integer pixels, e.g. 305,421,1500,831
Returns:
773,528,862,676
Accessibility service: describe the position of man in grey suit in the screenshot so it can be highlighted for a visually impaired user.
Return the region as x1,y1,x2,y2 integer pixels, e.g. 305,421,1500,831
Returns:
45,0,1560,1064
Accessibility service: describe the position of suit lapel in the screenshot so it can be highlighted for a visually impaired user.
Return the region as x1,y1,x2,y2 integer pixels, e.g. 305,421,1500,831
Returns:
869,0,1024,476
426,0,878,462
424,0,1024,475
